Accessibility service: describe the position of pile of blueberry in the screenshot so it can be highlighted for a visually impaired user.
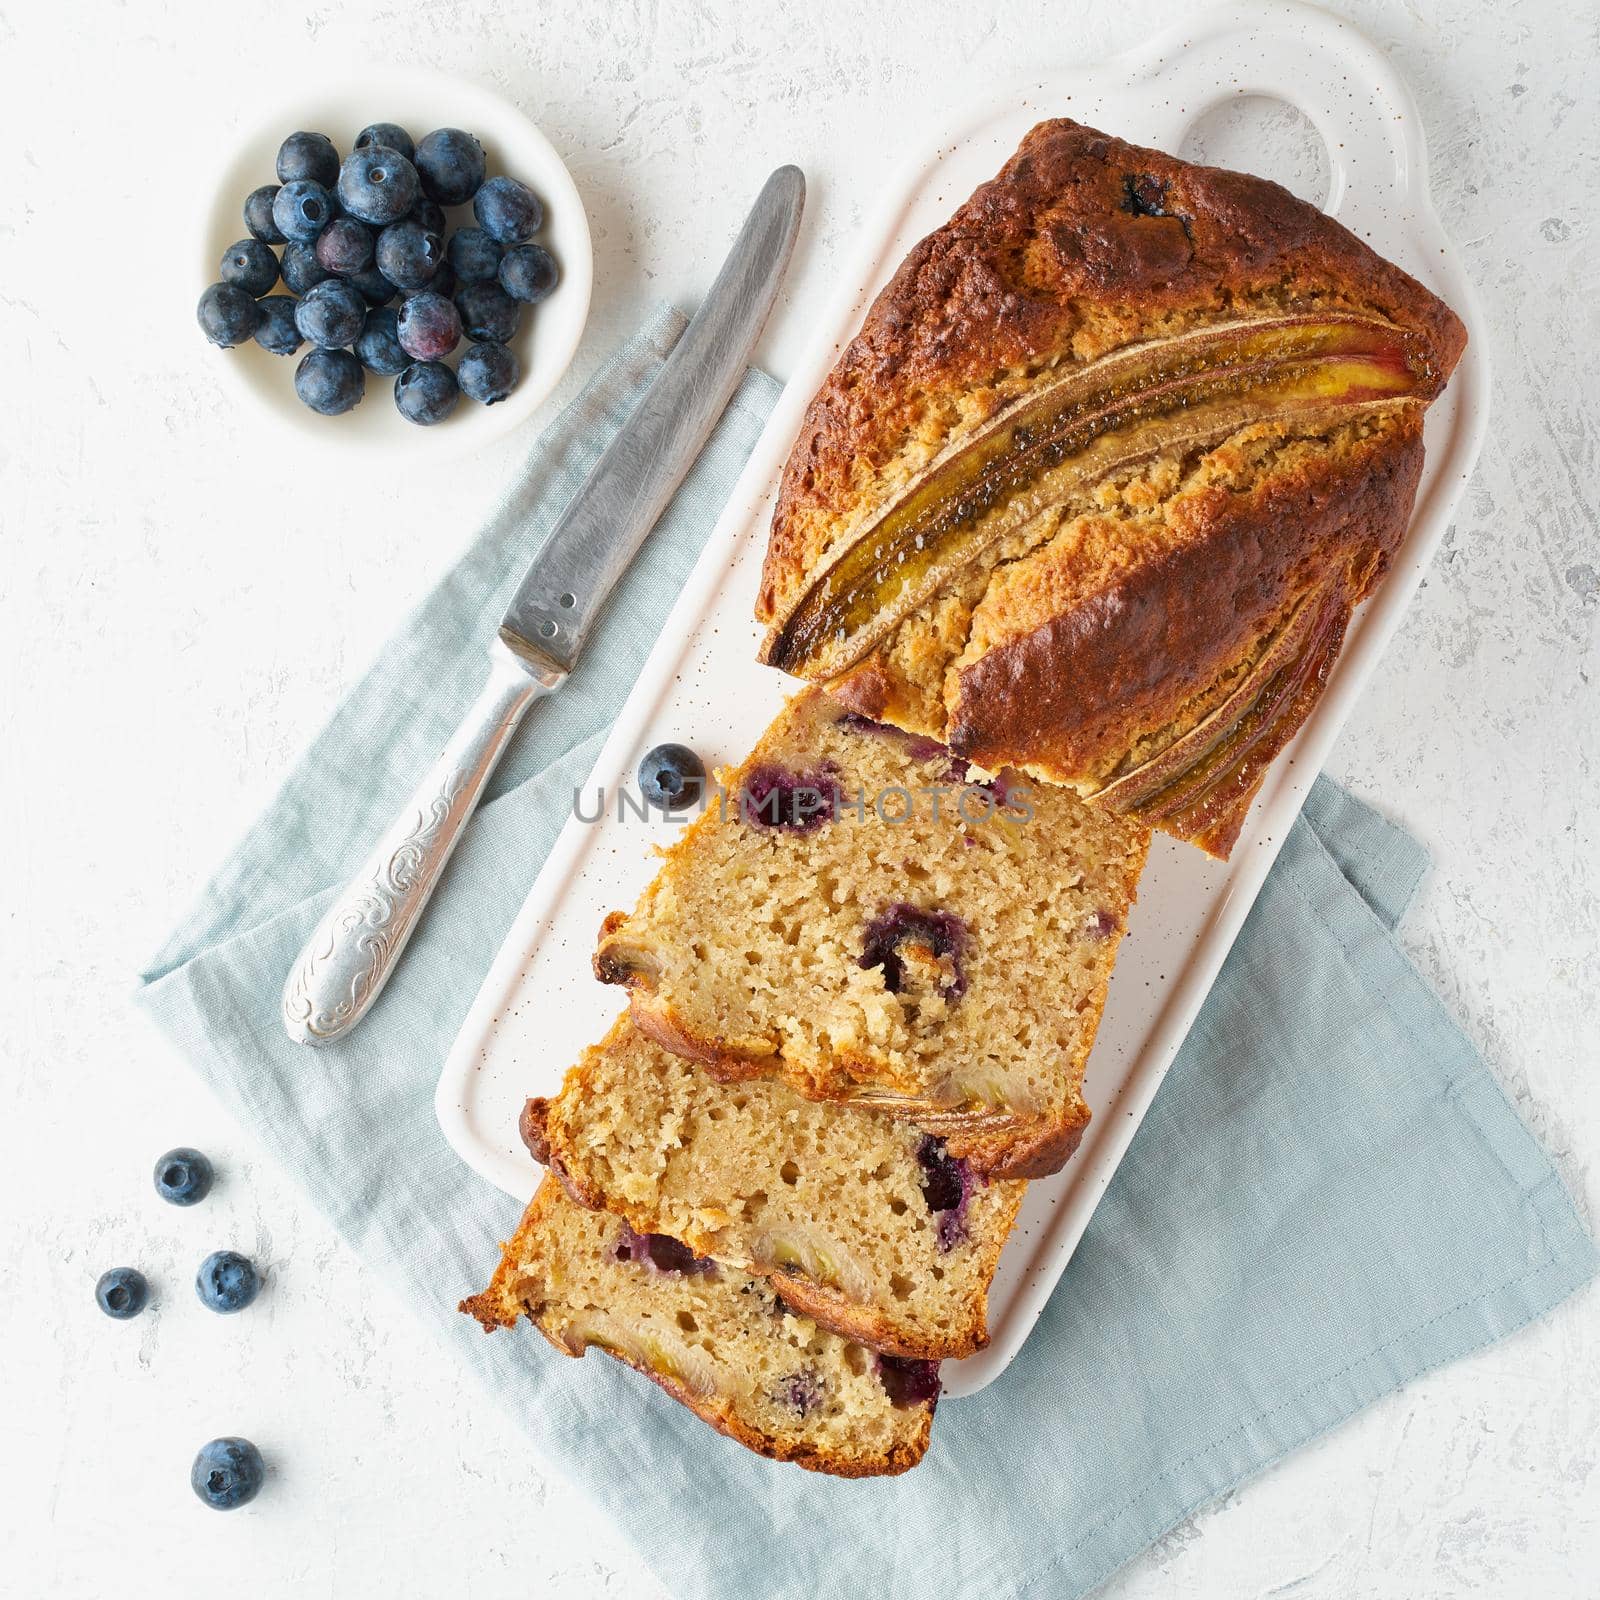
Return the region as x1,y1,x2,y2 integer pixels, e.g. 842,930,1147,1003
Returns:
96,1146,268,1510
197,125,558,424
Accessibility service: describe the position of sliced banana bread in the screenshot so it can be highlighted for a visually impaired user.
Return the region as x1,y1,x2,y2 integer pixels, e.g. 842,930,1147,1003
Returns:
462,1180,940,1477
523,1015,1025,1359
595,689,1150,1179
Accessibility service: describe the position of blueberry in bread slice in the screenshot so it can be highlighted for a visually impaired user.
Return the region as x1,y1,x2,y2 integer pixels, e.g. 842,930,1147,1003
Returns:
594,689,1150,1179
523,1015,1025,1359
461,1179,940,1477
758,119,1467,856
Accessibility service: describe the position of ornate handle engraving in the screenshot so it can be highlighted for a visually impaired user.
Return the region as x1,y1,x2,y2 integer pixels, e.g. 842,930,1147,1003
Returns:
282,642,558,1046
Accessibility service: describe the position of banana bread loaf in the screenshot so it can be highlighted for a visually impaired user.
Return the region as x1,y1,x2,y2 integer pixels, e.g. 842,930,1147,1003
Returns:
462,1179,940,1477
757,118,1467,856
595,688,1150,1179
523,1015,1026,1359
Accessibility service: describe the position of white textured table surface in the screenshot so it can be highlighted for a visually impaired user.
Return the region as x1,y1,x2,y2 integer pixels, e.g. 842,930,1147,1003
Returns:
2,2,1595,1596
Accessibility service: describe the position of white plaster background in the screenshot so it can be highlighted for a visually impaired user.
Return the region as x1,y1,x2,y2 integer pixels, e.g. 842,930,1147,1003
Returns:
1,1,1595,1595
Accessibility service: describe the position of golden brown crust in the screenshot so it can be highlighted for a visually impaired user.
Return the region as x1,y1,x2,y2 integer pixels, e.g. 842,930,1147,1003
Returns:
760,117,1465,624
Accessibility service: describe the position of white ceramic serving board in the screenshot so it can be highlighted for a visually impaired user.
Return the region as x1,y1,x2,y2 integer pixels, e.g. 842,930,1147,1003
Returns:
438,0,1488,1399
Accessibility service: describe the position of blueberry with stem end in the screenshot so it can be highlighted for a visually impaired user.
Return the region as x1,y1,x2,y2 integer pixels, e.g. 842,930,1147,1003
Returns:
191,1438,264,1511
499,243,558,305
279,239,331,296
354,307,407,376
196,283,262,349
243,184,284,244
374,219,442,290
354,121,415,162
272,179,333,242
393,361,459,425
219,238,279,297
154,1146,214,1206
453,280,520,344
95,1267,149,1320
294,348,365,415
336,148,420,227
196,1250,259,1314
473,175,543,244
253,295,303,357
447,226,503,285
457,341,519,405
413,127,486,205
314,216,374,275
637,743,706,810
396,290,460,362
276,131,340,188
293,279,366,350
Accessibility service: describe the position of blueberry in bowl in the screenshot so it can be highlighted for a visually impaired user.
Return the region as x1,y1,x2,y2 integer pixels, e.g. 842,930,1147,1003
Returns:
279,238,331,296
253,295,303,357
344,262,398,306
196,284,262,349
272,178,334,242
473,175,543,243
154,1146,214,1206
242,184,284,244
95,1267,149,1320
394,360,460,425
337,147,421,227
355,121,415,162
354,307,408,376
295,347,365,415
276,130,340,188
638,743,707,810
447,226,503,285
414,126,486,205
375,218,442,291
219,238,280,297
396,290,461,362
408,196,447,235
294,279,367,350
453,280,520,344
196,1250,260,1314
457,341,519,405
191,1438,265,1511
499,243,558,305
314,215,375,275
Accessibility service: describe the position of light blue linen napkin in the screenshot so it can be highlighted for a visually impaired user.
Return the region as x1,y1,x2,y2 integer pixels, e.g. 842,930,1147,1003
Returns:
137,303,1595,1600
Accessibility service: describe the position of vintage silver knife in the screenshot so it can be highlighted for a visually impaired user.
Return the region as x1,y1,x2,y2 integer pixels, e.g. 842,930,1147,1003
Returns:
282,166,805,1046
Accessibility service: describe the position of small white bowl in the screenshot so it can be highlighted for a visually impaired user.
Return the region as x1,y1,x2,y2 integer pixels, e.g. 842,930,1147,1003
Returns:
199,67,592,452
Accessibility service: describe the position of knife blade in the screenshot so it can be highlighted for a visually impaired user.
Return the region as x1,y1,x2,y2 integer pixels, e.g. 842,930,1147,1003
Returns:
282,166,806,1046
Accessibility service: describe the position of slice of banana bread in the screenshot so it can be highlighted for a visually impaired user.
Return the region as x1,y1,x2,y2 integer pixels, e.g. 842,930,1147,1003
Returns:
523,1015,1026,1359
595,688,1150,1179
462,1180,940,1477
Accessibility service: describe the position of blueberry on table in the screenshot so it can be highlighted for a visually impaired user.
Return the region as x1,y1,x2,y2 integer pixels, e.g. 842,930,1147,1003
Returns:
354,306,408,376
294,278,367,350
314,215,374,275
276,130,340,188
196,1250,259,1314
336,147,421,226
396,290,461,361
393,360,459,425
219,237,280,297
447,226,502,285
374,219,442,290
294,347,365,415
413,127,486,205
243,183,284,244
95,1267,149,1320
154,1146,214,1206
453,280,520,344
344,262,397,306
638,743,706,810
457,341,519,405
355,121,415,163
279,238,331,296
408,196,447,235
253,295,303,357
499,243,558,305
191,1438,264,1511
196,284,262,349
272,178,334,242
473,175,543,244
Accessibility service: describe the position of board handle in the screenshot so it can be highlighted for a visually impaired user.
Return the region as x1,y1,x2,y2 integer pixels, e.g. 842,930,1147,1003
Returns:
1127,0,1427,217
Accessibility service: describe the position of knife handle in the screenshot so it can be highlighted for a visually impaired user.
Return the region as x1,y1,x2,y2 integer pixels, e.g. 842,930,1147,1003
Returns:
281,640,560,1047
